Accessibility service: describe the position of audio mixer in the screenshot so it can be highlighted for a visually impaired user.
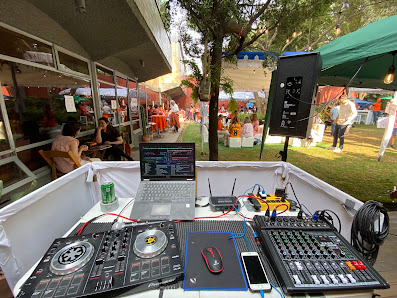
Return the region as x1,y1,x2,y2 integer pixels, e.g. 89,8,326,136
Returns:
253,215,389,294
17,221,183,297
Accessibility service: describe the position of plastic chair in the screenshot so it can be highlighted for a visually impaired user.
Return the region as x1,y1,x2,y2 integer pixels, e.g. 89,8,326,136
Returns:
39,150,81,180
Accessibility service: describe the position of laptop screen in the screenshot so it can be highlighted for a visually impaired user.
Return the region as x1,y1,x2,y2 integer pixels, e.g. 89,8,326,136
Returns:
140,143,196,180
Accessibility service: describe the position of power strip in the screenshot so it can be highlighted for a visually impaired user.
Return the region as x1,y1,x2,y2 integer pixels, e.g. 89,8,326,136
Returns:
257,194,290,211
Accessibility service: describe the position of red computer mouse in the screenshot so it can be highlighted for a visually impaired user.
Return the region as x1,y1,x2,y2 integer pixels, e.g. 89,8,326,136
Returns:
201,246,223,273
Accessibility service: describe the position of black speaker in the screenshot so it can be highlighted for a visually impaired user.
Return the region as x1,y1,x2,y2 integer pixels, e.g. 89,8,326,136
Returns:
269,53,322,138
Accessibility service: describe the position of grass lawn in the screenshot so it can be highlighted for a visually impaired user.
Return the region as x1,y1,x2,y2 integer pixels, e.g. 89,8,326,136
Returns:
182,122,397,206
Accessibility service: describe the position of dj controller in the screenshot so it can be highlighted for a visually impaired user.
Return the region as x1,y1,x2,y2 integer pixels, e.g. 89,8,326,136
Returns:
17,221,183,297
253,215,389,294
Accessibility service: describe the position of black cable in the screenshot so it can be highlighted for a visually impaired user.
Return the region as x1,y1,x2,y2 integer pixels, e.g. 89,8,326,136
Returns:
117,198,135,221
320,209,342,233
351,201,389,265
285,182,302,210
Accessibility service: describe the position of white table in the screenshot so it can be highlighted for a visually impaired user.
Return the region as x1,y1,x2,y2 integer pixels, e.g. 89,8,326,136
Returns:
14,197,372,298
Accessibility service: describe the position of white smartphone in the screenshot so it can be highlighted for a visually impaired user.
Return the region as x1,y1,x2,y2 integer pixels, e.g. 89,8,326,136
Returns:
241,252,272,292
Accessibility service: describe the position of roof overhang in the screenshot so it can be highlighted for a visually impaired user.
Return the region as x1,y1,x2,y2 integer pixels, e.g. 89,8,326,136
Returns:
162,85,186,99
23,0,172,81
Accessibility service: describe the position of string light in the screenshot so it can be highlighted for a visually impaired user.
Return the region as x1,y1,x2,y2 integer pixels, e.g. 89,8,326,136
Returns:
335,24,341,35
286,38,290,43
265,28,269,34
43,74,47,78
308,45,312,51
292,29,297,38
384,52,396,85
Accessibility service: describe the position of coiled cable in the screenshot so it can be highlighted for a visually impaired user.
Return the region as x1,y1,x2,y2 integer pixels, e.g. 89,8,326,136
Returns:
351,201,389,265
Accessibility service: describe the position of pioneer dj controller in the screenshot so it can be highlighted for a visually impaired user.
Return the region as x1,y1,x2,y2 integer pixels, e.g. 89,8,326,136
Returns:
253,215,389,294
17,221,183,297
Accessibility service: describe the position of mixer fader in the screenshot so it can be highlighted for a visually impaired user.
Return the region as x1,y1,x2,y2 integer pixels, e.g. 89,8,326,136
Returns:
253,215,389,293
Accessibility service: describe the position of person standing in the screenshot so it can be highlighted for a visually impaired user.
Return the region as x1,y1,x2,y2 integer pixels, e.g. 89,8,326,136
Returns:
372,98,382,125
330,102,340,136
327,95,357,153
169,100,180,132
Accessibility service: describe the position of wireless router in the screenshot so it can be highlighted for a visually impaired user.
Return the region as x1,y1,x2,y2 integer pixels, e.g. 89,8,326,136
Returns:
208,178,241,212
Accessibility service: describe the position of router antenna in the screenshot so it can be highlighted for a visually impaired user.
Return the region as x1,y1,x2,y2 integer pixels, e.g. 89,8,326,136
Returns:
231,178,236,196
208,178,213,197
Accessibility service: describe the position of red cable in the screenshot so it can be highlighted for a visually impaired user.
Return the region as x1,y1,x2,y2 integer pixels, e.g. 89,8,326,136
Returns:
275,204,289,215
105,213,139,222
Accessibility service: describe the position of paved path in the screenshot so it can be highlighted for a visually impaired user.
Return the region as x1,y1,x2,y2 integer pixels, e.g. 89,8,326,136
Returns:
131,122,187,160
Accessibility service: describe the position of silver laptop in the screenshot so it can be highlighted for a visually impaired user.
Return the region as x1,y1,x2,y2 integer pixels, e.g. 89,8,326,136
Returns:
130,143,196,220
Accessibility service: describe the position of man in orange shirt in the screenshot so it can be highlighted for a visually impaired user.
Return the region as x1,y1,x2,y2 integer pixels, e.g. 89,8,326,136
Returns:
372,98,382,125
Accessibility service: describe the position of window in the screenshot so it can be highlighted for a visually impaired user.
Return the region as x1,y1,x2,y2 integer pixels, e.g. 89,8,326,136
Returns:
17,143,51,171
98,82,117,126
0,26,53,66
0,98,11,152
96,65,113,83
128,80,139,122
1,60,94,147
58,51,89,75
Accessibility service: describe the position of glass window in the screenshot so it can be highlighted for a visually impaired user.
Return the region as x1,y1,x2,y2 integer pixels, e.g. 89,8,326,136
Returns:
116,76,127,87
128,80,139,121
0,161,28,188
117,87,129,123
58,51,89,75
17,143,51,171
96,65,113,83
1,60,95,147
0,26,53,66
98,82,117,126
120,125,131,146
0,96,11,152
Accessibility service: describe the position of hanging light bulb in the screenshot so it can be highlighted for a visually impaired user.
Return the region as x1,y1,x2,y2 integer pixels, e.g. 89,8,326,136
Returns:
335,24,341,35
292,29,297,38
286,38,290,43
384,52,396,84
308,45,312,51
265,28,269,34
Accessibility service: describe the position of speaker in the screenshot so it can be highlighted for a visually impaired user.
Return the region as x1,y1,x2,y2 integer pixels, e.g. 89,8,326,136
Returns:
269,53,322,138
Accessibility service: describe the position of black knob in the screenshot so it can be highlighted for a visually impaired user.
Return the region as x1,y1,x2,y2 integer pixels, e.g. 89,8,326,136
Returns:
96,259,104,265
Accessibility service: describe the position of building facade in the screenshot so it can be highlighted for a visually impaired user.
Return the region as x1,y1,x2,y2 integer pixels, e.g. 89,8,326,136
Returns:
0,0,173,203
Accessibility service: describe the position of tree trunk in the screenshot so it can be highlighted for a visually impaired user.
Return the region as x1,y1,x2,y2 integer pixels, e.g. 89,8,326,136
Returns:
208,38,223,161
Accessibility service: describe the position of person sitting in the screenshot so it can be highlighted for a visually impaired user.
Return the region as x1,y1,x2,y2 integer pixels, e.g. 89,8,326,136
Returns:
94,117,133,161
228,116,241,138
250,113,260,136
217,114,229,145
51,119,100,174
241,116,254,138
152,104,163,115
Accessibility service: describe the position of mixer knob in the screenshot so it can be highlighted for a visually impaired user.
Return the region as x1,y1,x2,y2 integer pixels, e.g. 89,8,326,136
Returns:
96,259,104,265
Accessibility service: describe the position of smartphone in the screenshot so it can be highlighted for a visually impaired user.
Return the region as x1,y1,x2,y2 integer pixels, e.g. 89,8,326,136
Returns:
241,252,271,292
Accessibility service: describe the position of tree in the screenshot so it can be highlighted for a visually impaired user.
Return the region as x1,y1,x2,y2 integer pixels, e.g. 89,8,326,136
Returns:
172,0,397,160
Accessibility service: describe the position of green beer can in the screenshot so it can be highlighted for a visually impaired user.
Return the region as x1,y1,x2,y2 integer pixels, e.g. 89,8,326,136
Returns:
101,181,115,204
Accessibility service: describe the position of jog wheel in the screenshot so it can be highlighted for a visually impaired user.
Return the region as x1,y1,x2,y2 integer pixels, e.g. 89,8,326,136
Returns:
133,229,168,259
50,241,94,275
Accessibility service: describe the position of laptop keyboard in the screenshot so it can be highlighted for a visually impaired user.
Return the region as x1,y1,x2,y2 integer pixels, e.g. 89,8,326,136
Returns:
141,182,194,202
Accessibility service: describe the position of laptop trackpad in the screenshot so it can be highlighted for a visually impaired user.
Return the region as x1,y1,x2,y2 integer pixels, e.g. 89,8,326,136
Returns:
151,204,171,216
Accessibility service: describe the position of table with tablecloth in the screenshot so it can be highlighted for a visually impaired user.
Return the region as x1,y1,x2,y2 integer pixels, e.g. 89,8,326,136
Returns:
150,115,168,132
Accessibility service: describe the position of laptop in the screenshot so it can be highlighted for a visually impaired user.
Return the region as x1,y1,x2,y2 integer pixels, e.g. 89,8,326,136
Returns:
130,143,196,220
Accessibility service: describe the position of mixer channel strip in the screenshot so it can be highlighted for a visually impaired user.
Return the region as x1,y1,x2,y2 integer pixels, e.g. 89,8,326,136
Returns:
253,215,389,294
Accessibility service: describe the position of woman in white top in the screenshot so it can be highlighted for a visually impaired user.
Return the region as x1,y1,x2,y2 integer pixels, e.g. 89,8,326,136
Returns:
169,100,181,132
241,116,254,138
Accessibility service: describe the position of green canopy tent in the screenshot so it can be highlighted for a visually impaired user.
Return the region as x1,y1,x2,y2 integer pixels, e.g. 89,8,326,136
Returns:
316,14,397,90
316,15,397,160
